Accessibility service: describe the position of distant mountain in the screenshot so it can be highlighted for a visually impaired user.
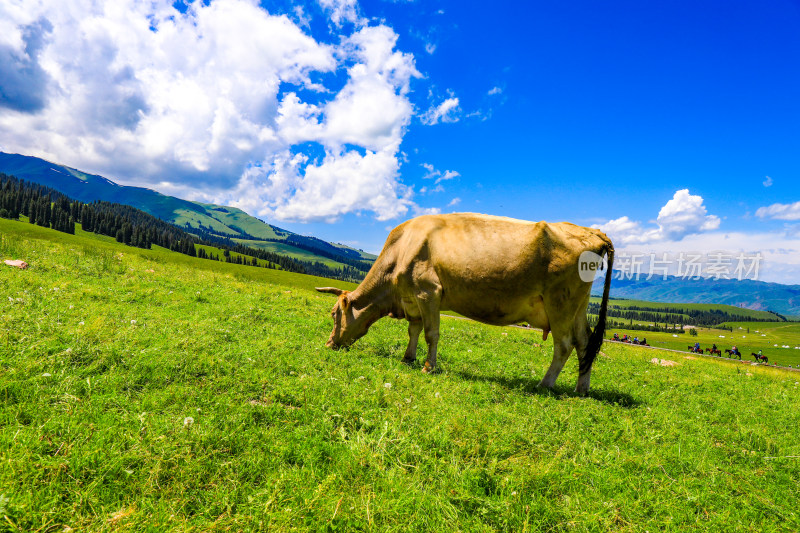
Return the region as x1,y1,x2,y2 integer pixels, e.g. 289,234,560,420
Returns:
0,152,376,264
592,272,800,317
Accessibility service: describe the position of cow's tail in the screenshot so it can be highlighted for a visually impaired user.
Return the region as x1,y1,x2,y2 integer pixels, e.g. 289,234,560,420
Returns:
580,239,614,376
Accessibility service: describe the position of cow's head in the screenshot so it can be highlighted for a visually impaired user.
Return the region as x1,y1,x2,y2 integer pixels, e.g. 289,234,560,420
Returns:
316,287,373,349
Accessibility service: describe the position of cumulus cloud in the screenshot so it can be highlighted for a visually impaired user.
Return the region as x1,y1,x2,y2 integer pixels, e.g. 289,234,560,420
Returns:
593,189,720,245
656,189,721,240
0,0,433,222
763,175,773,187
756,201,800,221
421,96,460,125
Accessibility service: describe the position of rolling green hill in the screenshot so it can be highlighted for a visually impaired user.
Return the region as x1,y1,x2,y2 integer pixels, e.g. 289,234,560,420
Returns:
0,151,375,266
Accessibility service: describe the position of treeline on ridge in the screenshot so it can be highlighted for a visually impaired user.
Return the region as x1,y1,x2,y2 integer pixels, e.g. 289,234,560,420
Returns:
587,301,785,328
0,173,367,283
186,222,373,275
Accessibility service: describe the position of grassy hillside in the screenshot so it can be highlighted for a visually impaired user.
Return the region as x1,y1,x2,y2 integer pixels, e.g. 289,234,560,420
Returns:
193,203,287,240
233,238,356,270
2,219,799,531
0,151,376,265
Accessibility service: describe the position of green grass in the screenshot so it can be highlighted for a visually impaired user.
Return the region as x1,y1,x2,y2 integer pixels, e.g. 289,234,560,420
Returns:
1,218,799,531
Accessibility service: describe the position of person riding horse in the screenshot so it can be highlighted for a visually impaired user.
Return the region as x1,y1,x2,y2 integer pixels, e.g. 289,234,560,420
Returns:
731,345,741,360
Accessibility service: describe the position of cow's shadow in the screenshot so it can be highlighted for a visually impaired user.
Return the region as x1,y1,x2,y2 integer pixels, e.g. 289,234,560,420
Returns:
453,369,641,408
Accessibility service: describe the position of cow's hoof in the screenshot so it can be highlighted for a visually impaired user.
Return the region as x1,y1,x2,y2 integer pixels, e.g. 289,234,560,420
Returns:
421,363,435,374
402,356,417,365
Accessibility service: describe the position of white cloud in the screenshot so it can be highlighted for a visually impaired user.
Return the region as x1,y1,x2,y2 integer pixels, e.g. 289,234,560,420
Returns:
448,197,460,207
763,175,773,187
317,0,364,27
656,189,720,240
756,201,800,221
593,189,720,245
437,170,459,184
0,0,432,222
420,162,460,186
237,146,412,222
421,96,460,125
593,216,660,246
412,205,441,216
488,86,502,95
610,231,800,285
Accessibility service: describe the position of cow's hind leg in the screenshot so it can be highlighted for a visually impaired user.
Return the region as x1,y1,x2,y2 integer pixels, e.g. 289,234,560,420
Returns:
539,333,574,389
574,321,593,395
403,319,423,364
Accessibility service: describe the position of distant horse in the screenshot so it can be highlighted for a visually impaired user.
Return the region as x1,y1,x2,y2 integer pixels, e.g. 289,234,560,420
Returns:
725,349,742,360
705,347,721,356
751,353,769,364
688,345,703,354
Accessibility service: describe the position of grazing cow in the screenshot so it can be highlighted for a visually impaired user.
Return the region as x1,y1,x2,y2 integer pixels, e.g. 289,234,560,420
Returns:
316,213,614,394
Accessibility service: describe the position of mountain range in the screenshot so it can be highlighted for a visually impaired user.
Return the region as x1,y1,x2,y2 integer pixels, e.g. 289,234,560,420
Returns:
0,152,376,266
2,151,799,316
591,271,800,317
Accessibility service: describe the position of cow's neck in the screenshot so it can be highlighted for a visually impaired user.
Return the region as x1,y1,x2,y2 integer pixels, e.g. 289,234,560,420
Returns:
350,268,397,320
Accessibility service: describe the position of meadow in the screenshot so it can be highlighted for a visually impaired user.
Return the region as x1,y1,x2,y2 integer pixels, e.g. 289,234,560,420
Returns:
1,218,799,531
604,324,800,369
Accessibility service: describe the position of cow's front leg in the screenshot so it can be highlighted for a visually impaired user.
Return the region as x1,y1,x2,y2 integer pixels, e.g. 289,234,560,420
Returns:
403,319,423,364
539,334,573,389
417,297,441,374
421,313,440,374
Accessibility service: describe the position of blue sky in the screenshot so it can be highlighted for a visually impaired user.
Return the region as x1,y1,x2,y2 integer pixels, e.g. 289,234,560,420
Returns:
1,0,799,282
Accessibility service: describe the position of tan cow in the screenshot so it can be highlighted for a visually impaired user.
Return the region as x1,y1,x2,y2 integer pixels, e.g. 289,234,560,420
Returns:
317,213,614,394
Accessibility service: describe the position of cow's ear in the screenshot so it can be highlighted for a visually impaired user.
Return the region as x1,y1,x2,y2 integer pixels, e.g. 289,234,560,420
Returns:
341,294,350,309
316,287,344,296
